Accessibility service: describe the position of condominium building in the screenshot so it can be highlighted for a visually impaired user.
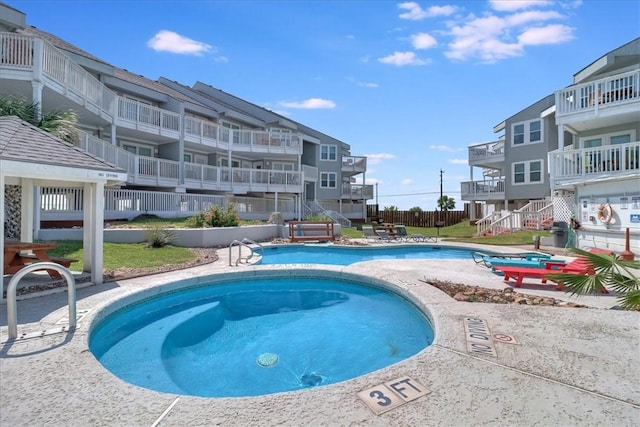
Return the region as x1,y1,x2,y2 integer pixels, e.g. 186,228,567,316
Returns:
0,3,371,227
462,37,640,252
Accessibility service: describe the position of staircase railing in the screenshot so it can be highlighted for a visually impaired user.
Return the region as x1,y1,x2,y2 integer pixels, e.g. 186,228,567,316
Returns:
302,201,351,228
477,200,554,235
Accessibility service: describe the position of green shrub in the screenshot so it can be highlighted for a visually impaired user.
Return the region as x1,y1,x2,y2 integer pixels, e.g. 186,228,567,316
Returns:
144,227,177,248
186,203,240,228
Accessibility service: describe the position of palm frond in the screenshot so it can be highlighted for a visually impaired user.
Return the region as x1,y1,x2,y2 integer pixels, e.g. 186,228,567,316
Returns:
548,248,640,309
38,110,79,144
0,94,39,125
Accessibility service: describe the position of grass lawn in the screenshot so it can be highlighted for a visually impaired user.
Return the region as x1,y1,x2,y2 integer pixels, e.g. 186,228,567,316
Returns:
48,241,197,272
342,221,548,246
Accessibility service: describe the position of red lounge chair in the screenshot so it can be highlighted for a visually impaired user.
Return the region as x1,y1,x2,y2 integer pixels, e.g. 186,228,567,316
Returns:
494,249,612,291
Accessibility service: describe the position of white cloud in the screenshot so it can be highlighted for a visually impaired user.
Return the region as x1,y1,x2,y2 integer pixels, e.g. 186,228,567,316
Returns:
398,2,458,20
279,98,336,109
411,33,438,50
357,81,379,88
443,5,574,63
518,24,575,45
490,0,552,12
449,158,468,165
398,2,427,20
147,30,213,55
378,51,429,66
429,144,461,152
365,153,396,165
213,56,228,63
402,179,414,185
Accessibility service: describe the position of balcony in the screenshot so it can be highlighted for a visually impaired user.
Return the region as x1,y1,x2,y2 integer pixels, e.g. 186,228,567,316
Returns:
0,32,115,121
549,141,640,187
467,140,504,168
342,156,367,175
555,69,640,130
460,179,505,201
342,183,374,200
184,163,302,193
221,129,303,155
116,97,180,139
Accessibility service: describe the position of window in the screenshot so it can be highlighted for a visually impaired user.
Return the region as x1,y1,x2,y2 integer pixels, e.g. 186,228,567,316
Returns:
320,172,337,188
321,145,337,161
512,160,543,185
513,124,525,145
529,121,541,143
122,143,153,157
512,120,542,146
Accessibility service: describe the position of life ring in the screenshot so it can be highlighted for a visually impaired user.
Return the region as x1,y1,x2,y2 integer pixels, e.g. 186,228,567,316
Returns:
597,203,613,224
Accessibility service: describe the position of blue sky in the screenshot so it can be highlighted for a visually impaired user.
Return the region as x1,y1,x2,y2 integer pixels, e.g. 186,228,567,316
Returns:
8,0,640,210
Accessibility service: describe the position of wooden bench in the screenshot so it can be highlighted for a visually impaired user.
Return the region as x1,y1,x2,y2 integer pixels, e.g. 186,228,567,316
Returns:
289,221,335,243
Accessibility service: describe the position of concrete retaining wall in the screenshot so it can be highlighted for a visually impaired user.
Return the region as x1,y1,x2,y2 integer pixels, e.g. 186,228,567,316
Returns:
37,223,342,247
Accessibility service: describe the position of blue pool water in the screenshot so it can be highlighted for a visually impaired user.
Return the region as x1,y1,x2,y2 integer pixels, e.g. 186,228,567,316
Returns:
90,276,434,398
258,244,475,265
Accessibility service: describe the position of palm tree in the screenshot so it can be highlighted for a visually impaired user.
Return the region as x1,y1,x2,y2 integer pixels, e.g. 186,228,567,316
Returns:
437,195,456,211
0,94,79,144
1,94,80,239
548,248,640,310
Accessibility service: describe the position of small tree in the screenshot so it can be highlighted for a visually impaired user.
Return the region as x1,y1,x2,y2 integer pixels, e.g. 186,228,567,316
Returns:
384,205,398,212
437,196,456,211
548,248,640,310
409,206,423,212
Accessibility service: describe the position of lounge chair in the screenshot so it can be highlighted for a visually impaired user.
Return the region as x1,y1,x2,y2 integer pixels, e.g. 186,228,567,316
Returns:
483,253,565,271
375,230,396,242
362,225,381,241
493,252,609,292
393,225,437,243
472,251,552,268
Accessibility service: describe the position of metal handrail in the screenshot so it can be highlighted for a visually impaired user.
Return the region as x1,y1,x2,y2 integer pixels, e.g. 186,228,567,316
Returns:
228,238,263,266
6,262,76,340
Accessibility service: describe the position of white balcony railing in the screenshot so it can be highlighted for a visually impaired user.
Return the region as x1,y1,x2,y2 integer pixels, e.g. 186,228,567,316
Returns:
1,33,116,118
117,97,180,134
184,163,302,192
555,69,640,116
342,156,367,173
460,179,505,200
219,129,302,154
468,140,505,164
342,183,374,199
549,141,640,182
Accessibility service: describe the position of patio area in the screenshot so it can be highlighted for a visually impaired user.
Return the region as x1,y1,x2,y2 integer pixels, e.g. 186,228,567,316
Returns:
1,242,638,426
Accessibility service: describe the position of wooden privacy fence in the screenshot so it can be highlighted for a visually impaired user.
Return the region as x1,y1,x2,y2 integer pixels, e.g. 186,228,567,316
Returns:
367,205,479,227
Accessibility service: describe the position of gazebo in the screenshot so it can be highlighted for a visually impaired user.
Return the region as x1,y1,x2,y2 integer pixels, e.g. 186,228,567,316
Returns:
1,116,127,299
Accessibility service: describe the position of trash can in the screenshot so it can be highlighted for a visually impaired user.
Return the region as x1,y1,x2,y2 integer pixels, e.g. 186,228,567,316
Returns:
550,221,568,248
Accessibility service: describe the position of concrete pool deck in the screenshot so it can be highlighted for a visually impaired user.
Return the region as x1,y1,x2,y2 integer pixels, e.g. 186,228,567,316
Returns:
1,241,638,426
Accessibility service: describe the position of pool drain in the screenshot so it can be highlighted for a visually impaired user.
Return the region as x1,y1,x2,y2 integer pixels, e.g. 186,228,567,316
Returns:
257,353,279,367
299,372,323,387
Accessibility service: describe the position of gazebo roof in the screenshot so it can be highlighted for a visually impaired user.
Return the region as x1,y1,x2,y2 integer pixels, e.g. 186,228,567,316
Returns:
0,116,126,184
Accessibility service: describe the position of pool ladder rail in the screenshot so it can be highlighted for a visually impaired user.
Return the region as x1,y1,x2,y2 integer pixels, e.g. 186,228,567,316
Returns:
5,262,77,340
229,238,264,266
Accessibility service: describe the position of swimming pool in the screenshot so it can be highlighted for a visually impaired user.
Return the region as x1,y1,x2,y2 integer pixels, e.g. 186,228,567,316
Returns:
89,272,434,398
257,244,479,265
